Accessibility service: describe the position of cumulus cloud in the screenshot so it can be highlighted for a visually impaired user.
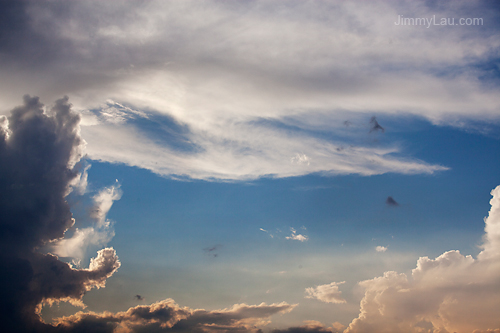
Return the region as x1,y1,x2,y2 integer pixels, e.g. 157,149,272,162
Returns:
34,248,120,306
286,228,309,242
53,299,296,333
51,182,122,261
0,96,120,332
344,185,500,333
375,246,388,252
305,282,347,304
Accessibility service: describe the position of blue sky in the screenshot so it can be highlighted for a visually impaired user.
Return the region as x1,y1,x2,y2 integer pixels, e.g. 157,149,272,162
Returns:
1,1,500,332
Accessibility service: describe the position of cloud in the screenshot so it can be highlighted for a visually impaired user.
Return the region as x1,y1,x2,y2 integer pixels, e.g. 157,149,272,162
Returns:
81,111,447,181
286,228,309,242
271,320,340,333
0,96,120,332
10,1,499,180
344,185,500,333
53,299,297,333
260,228,274,238
305,281,347,304
1,95,83,251
386,196,399,206
134,295,145,301
271,320,345,333
375,246,388,252
90,183,122,226
291,153,311,166
68,163,90,195
51,183,121,261
34,248,120,306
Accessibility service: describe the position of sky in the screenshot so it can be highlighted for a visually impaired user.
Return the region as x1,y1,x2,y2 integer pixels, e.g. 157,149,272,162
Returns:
0,0,500,332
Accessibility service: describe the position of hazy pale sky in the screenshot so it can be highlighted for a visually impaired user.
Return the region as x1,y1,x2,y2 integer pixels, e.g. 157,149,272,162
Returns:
1,1,500,332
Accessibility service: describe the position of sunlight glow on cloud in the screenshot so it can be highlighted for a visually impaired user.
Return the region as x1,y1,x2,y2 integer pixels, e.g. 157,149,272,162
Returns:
345,185,500,333
51,183,122,262
305,281,347,304
54,299,297,332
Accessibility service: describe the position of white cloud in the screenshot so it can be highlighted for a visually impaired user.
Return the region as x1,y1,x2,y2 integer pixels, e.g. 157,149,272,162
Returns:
286,227,309,242
3,1,498,180
305,281,347,304
52,183,122,262
260,228,274,238
79,110,447,180
291,153,311,166
67,164,91,196
345,185,500,333
90,182,122,228
375,246,388,252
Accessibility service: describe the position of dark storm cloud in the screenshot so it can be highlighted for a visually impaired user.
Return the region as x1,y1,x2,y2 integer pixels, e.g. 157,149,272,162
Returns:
369,117,384,133
0,96,120,332
386,196,399,206
54,299,295,333
1,95,81,252
0,0,30,50
0,0,70,68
